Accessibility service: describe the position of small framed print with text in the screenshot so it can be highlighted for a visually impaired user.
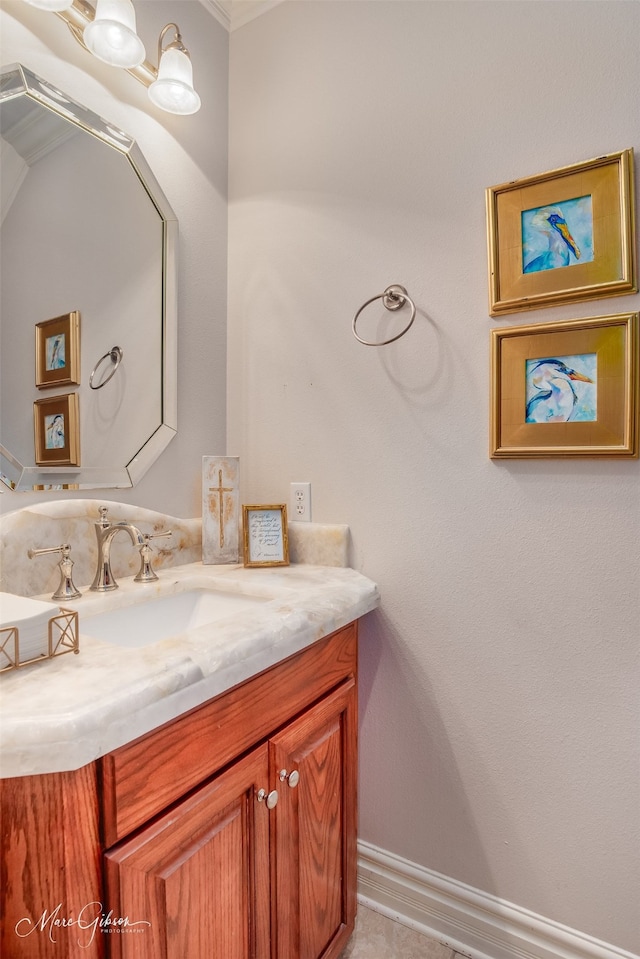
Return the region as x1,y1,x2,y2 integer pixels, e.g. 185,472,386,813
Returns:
242,505,290,568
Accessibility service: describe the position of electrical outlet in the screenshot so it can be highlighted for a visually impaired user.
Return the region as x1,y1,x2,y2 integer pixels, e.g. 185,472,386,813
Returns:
290,482,311,522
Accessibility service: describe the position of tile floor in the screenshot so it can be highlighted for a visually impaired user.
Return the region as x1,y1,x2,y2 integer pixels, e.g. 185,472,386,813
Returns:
340,906,468,959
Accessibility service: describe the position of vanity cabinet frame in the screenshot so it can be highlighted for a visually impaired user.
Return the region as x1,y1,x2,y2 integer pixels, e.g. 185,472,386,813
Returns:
0,763,103,959
1,622,359,959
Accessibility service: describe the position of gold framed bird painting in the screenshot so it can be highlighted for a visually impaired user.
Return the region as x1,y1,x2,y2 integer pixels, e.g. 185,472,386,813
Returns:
486,150,637,315
490,312,639,458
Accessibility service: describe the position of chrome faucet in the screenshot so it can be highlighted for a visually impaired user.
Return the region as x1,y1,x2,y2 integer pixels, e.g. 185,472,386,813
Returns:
90,506,145,592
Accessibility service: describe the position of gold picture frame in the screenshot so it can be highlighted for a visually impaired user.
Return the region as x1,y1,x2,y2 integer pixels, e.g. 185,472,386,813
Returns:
35,311,80,388
486,150,636,316
242,504,290,567
490,312,639,458
34,393,80,466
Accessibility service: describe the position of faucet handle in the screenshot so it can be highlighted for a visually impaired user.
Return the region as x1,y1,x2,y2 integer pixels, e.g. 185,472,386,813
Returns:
28,543,82,601
134,531,172,583
98,505,110,526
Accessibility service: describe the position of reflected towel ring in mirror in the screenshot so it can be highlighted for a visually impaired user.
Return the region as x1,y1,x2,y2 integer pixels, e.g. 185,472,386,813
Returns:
89,346,123,389
352,284,416,346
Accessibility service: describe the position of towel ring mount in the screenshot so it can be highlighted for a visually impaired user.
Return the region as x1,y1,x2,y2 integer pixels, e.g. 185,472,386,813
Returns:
352,284,416,346
89,346,123,390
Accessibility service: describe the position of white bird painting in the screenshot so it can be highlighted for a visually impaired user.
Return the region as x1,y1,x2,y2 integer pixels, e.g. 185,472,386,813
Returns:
523,208,580,273
525,356,596,424
521,196,594,275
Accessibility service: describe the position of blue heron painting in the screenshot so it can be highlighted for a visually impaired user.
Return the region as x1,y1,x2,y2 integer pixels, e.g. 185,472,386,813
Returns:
45,413,66,449
522,196,593,274
45,333,66,370
525,354,597,424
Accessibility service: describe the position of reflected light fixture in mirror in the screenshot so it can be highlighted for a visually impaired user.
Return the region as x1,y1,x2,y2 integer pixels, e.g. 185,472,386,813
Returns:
22,0,201,115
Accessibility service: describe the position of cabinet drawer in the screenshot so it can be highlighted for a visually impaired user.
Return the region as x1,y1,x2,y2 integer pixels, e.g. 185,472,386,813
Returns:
101,623,357,846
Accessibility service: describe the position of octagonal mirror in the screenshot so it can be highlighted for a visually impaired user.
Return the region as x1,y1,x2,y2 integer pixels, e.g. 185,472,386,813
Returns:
0,64,177,491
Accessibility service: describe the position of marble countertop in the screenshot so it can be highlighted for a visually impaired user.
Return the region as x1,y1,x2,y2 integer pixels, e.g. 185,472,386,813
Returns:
0,562,379,778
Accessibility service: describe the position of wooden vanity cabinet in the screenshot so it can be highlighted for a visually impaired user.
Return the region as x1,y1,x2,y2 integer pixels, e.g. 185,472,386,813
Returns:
1,622,358,959
104,677,356,959
104,745,272,959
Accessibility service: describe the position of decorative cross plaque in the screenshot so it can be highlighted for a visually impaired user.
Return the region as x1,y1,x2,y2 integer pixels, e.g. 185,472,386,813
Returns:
202,456,240,564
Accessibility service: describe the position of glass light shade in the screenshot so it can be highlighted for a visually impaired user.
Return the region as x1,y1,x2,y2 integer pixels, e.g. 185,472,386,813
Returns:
84,0,145,69
23,0,73,10
148,47,201,115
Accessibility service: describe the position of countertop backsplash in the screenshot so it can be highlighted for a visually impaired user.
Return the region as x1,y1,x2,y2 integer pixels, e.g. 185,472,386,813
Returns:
0,499,350,598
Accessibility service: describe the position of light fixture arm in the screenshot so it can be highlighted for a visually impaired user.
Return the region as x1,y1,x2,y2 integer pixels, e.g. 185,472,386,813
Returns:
157,22,191,65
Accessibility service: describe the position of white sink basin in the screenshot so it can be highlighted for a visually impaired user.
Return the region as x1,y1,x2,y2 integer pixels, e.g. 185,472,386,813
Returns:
82,588,268,648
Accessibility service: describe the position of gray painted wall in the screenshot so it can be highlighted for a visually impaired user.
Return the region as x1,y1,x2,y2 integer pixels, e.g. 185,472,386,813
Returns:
228,2,640,951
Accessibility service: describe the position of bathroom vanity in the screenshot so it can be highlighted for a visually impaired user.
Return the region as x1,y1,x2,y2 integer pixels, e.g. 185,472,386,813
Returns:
1,559,379,959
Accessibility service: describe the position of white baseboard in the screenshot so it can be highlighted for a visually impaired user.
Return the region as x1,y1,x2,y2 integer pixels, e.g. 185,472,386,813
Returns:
357,841,638,959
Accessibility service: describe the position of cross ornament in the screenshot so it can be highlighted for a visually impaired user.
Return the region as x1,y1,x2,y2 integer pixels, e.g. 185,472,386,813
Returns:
209,469,233,549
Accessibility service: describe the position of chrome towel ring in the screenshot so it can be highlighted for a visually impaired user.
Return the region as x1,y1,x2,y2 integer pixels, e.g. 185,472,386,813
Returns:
352,284,416,346
89,346,123,389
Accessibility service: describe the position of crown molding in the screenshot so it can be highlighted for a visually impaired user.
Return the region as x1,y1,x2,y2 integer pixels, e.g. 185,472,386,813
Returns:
200,0,231,30
199,0,283,32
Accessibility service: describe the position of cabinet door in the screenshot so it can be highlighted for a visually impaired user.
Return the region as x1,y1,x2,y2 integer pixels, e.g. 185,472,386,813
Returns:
270,679,357,959
104,746,271,959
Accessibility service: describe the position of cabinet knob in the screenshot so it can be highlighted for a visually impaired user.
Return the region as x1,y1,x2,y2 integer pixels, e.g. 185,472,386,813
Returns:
279,769,300,788
257,788,279,809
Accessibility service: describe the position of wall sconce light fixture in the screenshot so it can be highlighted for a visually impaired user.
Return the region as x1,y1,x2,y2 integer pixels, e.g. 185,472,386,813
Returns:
148,23,201,115
23,0,201,114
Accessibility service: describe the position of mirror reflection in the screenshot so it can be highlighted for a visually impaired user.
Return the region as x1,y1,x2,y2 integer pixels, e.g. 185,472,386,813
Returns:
0,64,177,491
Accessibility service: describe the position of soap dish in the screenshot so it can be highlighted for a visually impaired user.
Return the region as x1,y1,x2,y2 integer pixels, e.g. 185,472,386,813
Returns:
0,593,79,672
